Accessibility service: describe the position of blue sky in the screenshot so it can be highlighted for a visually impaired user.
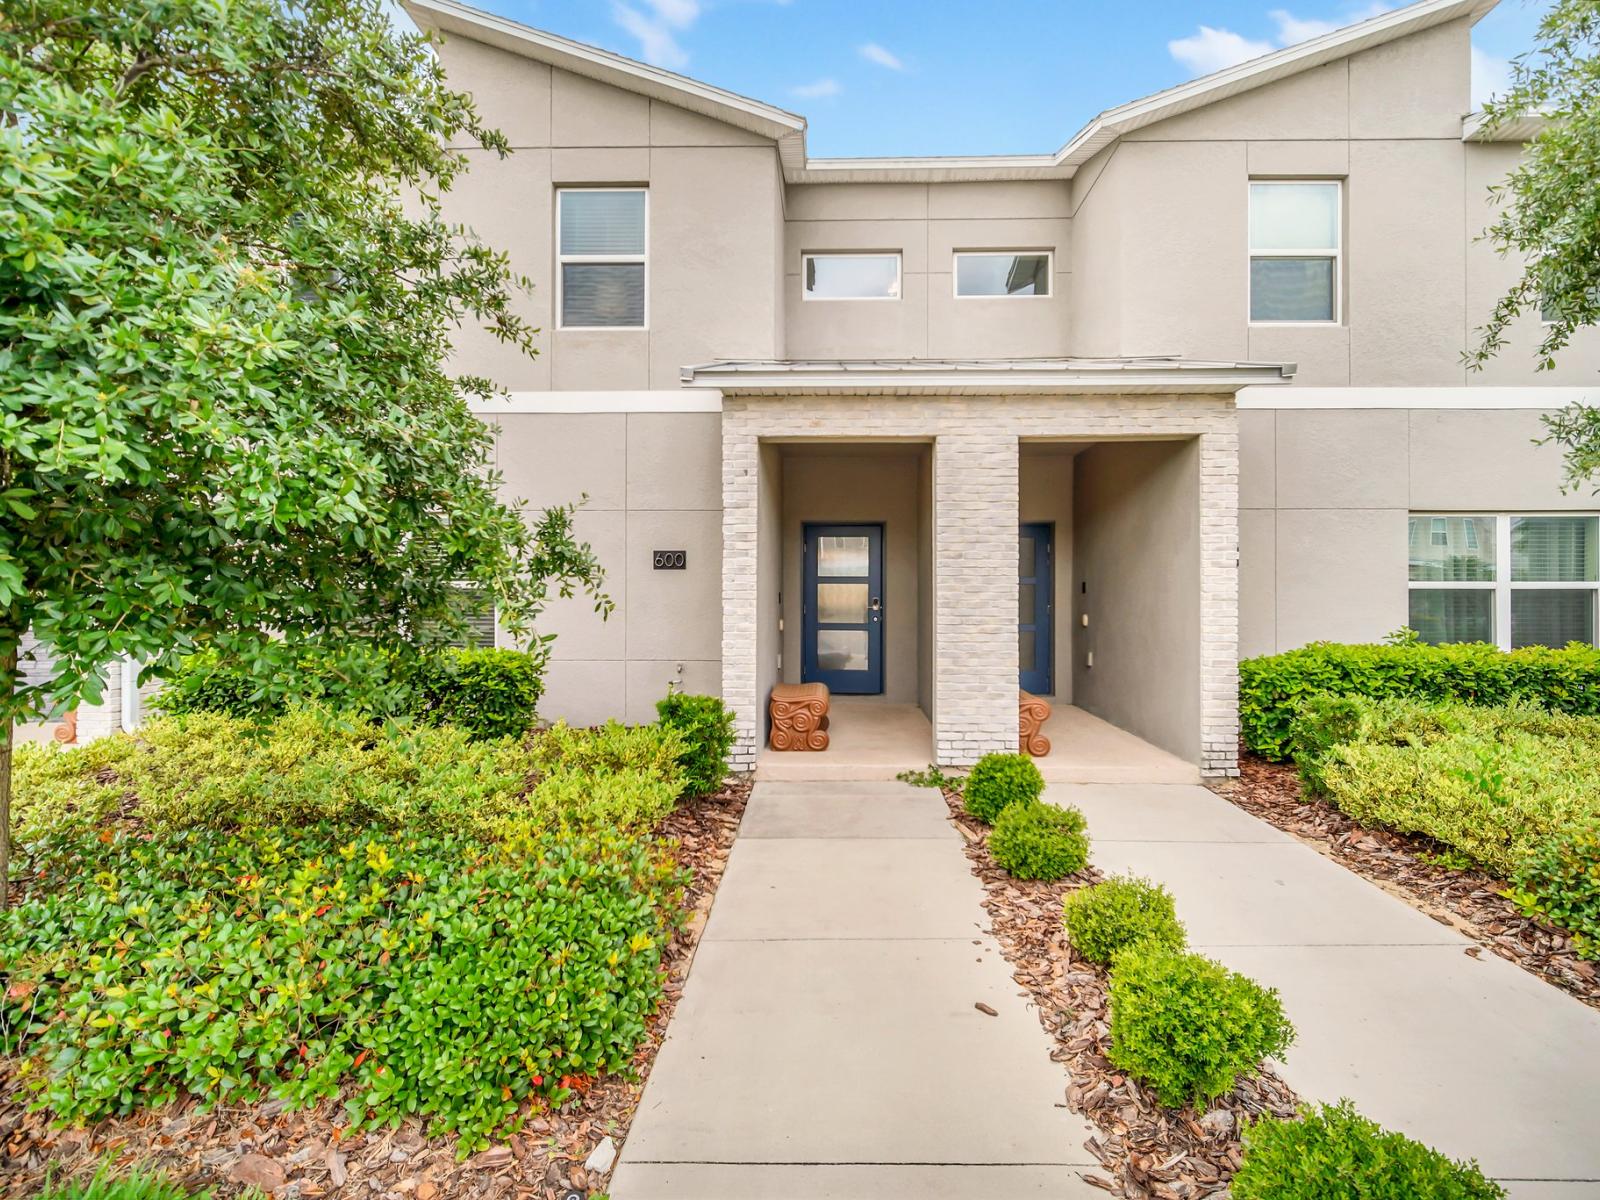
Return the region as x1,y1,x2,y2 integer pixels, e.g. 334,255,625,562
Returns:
408,0,1550,157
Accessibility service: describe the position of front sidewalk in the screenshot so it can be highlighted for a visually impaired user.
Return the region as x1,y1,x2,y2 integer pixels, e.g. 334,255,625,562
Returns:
611,781,1102,1198
1052,782,1600,1199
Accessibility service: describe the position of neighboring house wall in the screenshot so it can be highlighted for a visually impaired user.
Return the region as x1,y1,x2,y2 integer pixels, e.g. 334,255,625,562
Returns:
1073,440,1203,763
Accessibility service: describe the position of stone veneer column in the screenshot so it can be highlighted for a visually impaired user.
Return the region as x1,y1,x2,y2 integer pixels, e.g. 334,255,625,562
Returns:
720,423,761,772
933,429,1020,766
1198,429,1240,776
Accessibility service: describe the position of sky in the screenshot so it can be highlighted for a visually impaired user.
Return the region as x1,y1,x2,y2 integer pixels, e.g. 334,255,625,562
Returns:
397,0,1552,158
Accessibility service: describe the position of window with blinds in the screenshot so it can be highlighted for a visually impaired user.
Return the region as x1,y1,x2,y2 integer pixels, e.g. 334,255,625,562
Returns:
558,188,646,328
1407,514,1598,649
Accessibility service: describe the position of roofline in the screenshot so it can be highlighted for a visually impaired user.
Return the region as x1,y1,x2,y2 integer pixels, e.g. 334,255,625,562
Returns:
1462,109,1548,142
680,358,1297,395
407,0,1496,185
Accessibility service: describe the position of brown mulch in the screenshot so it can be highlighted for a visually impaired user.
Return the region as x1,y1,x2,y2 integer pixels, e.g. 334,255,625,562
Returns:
0,780,751,1200
941,791,1301,1200
1209,755,1600,1013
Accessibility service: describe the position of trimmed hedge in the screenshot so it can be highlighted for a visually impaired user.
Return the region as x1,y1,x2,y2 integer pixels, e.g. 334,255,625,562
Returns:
989,802,1089,880
1108,943,1294,1109
656,693,735,796
1239,641,1600,761
1234,1100,1504,1200
1510,818,1600,961
964,752,1044,824
1063,875,1187,965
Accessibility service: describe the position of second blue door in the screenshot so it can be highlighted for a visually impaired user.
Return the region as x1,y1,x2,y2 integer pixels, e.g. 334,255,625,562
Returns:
1019,523,1053,695
802,523,884,694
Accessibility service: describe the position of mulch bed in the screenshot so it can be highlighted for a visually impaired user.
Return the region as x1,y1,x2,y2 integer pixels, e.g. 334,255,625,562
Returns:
0,780,751,1200
941,790,1301,1200
1209,755,1600,1012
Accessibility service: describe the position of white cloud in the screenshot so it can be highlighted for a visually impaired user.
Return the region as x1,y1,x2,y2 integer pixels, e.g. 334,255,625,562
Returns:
1170,4,1392,77
1168,25,1273,75
612,0,701,69
858,42,905,71
791,77,842,98
1471,45,1512,108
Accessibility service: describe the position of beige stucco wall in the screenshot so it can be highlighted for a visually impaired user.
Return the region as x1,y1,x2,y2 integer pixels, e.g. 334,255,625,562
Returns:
778,447,928,705
1237,405,1596,657
1019,447,1077,703
492,410,722,723
1072,440,1203,763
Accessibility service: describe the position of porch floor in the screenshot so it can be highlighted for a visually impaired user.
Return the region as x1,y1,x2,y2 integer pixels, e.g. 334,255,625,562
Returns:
754,697,1199,784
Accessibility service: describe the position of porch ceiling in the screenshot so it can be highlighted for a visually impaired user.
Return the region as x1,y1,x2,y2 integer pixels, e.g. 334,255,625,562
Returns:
680,356,1297,396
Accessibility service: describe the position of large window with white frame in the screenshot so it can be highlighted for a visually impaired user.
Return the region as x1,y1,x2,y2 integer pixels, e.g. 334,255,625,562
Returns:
1408,514,1598,648
802,253,901,300
954,251,1052,297
1248,180,1341,323
557,187,647,329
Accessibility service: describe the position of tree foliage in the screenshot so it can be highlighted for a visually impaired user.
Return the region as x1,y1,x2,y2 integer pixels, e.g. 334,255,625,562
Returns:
0,0,611,898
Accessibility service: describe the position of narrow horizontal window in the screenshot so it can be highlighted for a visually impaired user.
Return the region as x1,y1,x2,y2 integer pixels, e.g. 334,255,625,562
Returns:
803,253,901,300
558,188,646,328
1249,180,1340,323
955,252,1051,297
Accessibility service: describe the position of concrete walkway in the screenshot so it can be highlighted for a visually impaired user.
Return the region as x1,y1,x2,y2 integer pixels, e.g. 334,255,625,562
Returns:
611,781,1101,1198
1052,782,1600,1199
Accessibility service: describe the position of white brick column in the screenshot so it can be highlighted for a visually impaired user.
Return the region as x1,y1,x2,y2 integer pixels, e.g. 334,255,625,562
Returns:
720,424,761,772
1198,429,1241,776
933,430,1020,766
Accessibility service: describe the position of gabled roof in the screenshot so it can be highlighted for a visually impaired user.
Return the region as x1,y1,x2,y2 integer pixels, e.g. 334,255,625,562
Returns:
403,0,1497,184
681,357,1296,395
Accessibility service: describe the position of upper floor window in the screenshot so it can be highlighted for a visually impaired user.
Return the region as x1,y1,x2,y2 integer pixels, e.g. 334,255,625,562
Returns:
803,253,901,300
1407,514,1598,649
1249,180,1340,324
558,188,646,328
954,251,1051,298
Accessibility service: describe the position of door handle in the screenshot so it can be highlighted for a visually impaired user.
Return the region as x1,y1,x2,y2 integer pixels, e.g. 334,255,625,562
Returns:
870,596,882,612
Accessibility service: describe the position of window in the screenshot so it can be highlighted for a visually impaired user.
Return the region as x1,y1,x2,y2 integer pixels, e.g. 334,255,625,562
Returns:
954,251,1051,298
1408,514,1599,649
803,253,901,300
1249,180,1340,323
558,188,646,328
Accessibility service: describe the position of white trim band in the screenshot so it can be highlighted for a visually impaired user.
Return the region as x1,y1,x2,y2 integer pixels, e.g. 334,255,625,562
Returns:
470,391,723,414
1236,386,1600,410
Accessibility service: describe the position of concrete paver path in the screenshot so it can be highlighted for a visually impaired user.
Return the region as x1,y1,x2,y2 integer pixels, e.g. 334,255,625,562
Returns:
1053,782,1600,1200
611,781,1101,1199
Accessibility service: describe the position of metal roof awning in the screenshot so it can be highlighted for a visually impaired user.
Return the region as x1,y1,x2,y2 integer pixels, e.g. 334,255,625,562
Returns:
680,357,1298,396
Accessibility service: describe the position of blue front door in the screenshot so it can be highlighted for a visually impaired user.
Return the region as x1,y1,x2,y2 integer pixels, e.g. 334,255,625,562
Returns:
1019,523,1053,694
802,523,884,695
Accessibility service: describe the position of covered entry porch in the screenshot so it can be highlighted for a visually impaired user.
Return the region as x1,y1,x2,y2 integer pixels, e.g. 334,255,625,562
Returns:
691,356,1293,780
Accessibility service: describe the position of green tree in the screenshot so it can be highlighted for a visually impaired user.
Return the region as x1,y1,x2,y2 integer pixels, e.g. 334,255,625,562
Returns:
1467,0,1600,489
0,0,610,902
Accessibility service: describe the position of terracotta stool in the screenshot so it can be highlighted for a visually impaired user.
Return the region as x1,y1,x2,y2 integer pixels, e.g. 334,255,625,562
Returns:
769,682,831,751
1019,690,1051,757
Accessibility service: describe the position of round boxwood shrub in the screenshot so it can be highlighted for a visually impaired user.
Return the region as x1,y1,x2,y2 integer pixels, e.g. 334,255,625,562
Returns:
1233,1100,1505,1199
1108,942,1295,1109
1063,874,1187,965
989,802,1089,880
963,752,1044,824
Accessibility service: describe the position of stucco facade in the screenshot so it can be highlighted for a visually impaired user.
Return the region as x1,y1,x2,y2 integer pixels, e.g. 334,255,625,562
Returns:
215,0,1595,778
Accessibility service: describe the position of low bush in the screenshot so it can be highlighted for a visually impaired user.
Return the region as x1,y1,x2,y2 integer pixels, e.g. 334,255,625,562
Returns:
655,692,735,796
157,646,545,742
0,825,685,1149
989,802,1089,880
1233,1099,1504,1199
530,720,685,792
963,752,1044,824
1107,943,1294,1109
524,767,680,835
1063,875,1187,965
1509,819,1600,960
1239,640,1600,761
38,1167,209,1200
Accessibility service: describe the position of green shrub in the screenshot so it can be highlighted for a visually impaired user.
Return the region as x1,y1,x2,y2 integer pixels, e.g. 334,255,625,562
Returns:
524,767,680,835
1240,640,1600,761
989,802,1089,880
1,825,685,1150
655,692,735,795
411,647,542,741
531,720,685,792
963,752,1044,824
1107,943,1294,1109
38,1166,210,1200
1063,875,1187,965
1233,1100,1505,1200
1510,818,1600,960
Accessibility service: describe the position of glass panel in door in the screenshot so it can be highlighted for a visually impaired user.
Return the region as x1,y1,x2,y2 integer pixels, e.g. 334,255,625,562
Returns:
1019,523,1053,695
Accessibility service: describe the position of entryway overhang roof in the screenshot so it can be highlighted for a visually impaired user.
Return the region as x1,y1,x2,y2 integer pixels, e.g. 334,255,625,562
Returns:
679,357,1297,396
